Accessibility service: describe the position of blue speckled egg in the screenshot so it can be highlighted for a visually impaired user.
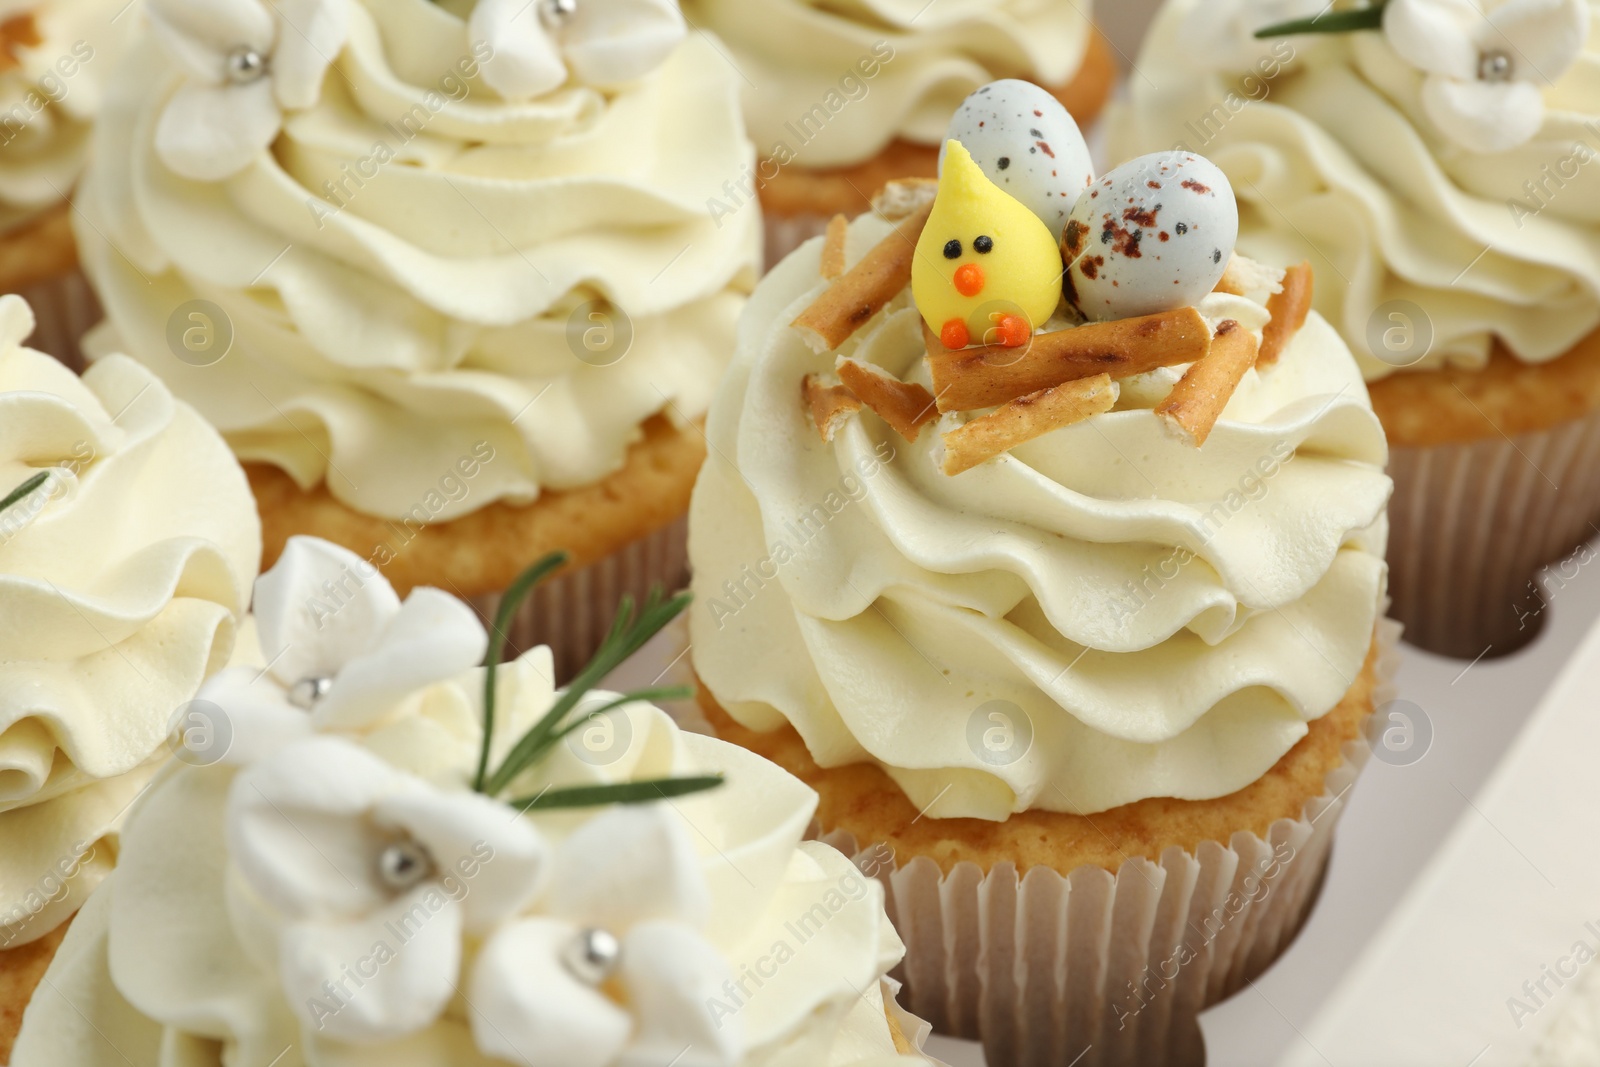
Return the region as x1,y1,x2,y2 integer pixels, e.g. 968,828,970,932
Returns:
1062,152,1238,322
941,79,1093,241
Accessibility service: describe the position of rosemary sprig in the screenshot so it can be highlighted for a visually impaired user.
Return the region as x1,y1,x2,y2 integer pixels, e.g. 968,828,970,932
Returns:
0,471,49,518
484,586,693,795
509,776,725,812
1255,3,1387,38
473,555,719,810
474,550,569,792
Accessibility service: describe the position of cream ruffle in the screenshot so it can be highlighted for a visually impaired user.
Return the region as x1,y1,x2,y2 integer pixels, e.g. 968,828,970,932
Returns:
13,651,917,1066
0,295,259,947
1110,0,1600,376
690,215,1391,819
683,0,1094,168
75,0,759,520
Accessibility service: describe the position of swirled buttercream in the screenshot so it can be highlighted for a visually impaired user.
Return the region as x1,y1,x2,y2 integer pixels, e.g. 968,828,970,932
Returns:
1110,0,1600,377
0,0,130,234
74,0,758,521
11,639,921,1066
680,0,1095,168
689,215,1391,820
0,293,259,948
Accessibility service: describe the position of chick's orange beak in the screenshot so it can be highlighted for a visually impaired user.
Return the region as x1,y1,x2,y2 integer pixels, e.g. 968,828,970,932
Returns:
953,262,984,297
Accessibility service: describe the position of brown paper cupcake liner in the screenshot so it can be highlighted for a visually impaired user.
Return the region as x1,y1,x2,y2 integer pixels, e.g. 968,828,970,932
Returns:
1386,408,1600,659
467,515,689,680
13,268,99,374
814,618,1401,1067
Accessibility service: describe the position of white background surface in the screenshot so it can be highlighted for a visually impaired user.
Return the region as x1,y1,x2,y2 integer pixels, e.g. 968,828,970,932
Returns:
1281,568,1600,1067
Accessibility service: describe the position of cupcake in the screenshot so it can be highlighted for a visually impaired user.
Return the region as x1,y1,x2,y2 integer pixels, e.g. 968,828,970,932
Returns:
0,0,131,368
12,535,938,1067
688,91,1395,1065
0,293,259,1060
680,0,1117,266
72,0,761,678
1110,0,1600,658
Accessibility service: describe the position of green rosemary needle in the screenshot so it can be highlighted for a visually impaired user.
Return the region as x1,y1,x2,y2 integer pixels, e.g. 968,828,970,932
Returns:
1255,4,1387,38
0,471,50,519
472,551,718,812
508,776,725,812
473,550,569,793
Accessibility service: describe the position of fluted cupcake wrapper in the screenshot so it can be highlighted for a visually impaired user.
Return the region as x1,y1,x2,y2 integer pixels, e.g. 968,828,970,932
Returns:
817,618,1401,1067
13,269,100,375
1387,411,1600,659
467,516,689,681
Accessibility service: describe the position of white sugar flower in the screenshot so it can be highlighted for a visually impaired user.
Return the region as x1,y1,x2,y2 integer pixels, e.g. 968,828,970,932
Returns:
1383,0,1591,152
469,0,686,101
227,736,548,1042
148,0,349,180
196,536,487,766
471,804,741,1067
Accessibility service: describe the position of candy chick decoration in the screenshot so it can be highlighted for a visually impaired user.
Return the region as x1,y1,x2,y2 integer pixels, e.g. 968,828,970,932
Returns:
913,140,1062,350
1062,151,1238,322
942,79,1094,240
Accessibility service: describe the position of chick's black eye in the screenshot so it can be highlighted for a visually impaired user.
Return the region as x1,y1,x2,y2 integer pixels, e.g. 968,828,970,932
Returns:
973,235,993,254
943,239,962,259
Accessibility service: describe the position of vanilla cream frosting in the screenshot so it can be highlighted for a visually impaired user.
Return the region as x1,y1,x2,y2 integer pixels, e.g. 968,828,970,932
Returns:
0,293,259,948
689,215,1391,820
0,0,130,235
12,640,923,1066
74,0,759,521
1110,0,1600,377
680,0,1095,169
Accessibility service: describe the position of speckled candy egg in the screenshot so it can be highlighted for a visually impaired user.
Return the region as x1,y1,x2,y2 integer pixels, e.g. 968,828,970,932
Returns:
1062,152,1238,322
941,79,1092,241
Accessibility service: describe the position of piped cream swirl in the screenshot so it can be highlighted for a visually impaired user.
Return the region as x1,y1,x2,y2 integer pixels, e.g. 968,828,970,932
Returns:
681,0,1094,169
0,0,130,234
11,644,921,1066
0,293,259,947
75,0,758,520
690,215,1391,820
1111,0,1600,377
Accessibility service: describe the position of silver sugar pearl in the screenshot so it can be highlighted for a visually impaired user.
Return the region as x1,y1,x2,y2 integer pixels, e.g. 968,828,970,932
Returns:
538,0,578,28
376,838,435,891
1478,49,1514,83
225,45,269,84
287,675,334,710
561,927,621,985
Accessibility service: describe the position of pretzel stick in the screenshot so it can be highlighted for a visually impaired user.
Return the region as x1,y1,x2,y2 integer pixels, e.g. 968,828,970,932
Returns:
1155,320,1259,447
820,215,848,279
836,357,938,441
791,200,934,354
871,178,937,221
1257,261,1313,366
802,374,861,443
925,306,1210,412
1213,253,1285,297
942,374,1118,476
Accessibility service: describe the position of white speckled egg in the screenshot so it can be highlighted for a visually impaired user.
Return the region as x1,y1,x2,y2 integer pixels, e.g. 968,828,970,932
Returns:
941,79,1092,241
1062,152,1238,322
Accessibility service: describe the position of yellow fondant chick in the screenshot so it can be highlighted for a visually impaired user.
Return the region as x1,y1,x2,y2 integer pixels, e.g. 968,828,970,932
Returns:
913,140,1062,350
